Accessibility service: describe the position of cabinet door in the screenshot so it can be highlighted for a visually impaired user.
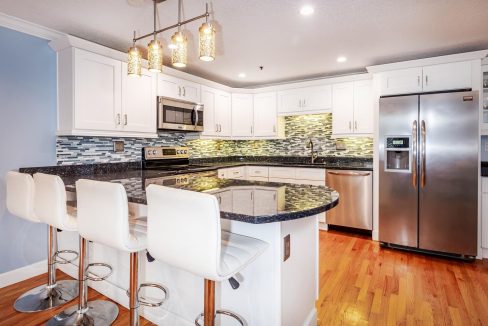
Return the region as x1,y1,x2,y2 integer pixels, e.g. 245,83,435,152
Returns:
353,80,374,134
74,48,121,131
231,93,254,137
201,86,217,136
332,82,354,135
302,85,332,112
121,64,157,133
254,189,277,215
157,74,180,99
253,92,277,136
215,91,232,137
277,89,302,114
380,68,423,96
232,189,254,215
215,190,233,212
422,61,472,92
180,79,201,103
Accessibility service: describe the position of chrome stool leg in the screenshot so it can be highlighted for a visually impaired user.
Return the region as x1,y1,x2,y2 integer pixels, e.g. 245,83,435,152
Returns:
47,236,119,325
194,279,247,326
14,226,78,312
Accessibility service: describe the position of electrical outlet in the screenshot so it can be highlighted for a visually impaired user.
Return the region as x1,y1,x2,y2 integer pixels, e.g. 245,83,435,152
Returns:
113,140,124,153
335,140,347,151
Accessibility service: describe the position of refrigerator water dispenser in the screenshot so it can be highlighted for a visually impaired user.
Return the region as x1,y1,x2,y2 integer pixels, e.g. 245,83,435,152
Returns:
385,136,410,172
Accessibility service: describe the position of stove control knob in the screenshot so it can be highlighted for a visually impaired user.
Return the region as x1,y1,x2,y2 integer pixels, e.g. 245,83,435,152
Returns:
147,150,151,156
152,150,157,155
184,150,188,154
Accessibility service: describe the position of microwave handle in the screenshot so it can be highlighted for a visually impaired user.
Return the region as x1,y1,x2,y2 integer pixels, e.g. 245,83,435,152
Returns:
194,107,199,127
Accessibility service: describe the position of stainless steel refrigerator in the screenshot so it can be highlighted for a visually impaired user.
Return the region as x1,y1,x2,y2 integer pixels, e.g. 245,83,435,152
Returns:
379,90,478,257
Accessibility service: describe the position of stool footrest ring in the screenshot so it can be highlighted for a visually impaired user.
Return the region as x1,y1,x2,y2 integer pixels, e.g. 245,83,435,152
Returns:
85,262,113,281
195,309,247,326
138,283,169,307
53,250,78,265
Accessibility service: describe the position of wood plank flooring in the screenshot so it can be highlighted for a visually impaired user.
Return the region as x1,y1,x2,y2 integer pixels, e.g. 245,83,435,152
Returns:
317,230,488,325
2,230,488,325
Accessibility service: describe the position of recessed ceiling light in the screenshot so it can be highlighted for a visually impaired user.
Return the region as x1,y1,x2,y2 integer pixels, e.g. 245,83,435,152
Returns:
300,5,314,16
238,73,246,78
337,56,347,63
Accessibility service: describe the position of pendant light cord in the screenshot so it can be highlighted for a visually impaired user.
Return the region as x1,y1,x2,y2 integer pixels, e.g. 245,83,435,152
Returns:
153,0,157,40
177,0,182,32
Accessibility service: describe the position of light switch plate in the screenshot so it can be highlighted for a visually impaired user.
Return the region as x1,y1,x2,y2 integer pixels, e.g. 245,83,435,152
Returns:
113,140,124,153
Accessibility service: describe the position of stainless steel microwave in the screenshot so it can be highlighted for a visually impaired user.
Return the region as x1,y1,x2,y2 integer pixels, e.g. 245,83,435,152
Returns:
157,97,204,132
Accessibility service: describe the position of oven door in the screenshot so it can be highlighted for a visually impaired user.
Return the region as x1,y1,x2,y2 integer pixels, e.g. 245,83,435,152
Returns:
157,97,204,132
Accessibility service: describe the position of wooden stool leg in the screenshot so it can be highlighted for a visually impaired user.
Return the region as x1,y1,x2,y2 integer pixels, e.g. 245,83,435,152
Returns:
204,279,215,326
130,252,139,326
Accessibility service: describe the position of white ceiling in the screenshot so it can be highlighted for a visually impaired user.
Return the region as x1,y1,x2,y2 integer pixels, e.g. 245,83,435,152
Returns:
1,0,488,87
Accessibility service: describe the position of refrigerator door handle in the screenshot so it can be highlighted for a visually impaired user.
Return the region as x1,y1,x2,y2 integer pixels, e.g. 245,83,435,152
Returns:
420,120,426,188
412,120,418,188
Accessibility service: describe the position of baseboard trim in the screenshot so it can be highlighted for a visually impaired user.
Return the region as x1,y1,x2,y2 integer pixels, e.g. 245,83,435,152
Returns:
0,260,47,288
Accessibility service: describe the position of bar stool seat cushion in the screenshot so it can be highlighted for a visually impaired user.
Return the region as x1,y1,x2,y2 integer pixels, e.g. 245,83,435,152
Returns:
219,231,268,279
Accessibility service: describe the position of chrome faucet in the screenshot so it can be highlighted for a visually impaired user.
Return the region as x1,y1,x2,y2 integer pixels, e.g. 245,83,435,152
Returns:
306,138,319,164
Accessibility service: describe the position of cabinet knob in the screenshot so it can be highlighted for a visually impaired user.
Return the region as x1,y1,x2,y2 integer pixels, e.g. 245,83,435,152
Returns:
182,87,186,97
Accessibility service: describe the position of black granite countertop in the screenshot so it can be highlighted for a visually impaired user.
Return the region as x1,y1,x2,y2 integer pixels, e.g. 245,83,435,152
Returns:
19,163,339,224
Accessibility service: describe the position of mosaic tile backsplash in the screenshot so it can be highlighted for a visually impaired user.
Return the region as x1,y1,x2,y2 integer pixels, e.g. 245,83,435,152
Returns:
57,113,373,165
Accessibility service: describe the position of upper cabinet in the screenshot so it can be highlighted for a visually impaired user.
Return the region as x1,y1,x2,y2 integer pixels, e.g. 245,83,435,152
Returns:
231,93,254,137
157,74,201,103
379,61,472,96
253,92,278,137
201,86,231,137
55,47,158,137
277,85,332,115
332,80,373,136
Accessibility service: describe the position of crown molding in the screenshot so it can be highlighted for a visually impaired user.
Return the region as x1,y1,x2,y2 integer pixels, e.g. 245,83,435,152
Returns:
0,12,64,40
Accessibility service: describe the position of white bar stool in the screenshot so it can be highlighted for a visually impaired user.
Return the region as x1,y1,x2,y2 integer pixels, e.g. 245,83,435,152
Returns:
6,171,78,312
49,179,167,326
146,185,269,326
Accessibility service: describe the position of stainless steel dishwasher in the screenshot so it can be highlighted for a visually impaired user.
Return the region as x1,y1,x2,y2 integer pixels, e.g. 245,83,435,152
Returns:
326,170,373,230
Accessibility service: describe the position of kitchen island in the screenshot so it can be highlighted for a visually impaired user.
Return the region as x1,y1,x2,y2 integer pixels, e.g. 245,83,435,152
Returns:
20,165,339,326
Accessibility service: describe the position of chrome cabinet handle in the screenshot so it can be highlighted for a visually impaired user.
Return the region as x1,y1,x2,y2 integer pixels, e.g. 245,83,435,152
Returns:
178,86,182,97
116,114,121,125
354,121,358,131
420,120,426,188
425,75,428,86
251,125,253,134
327,171,370,176
215,124,219,132
303,99,306,107
417,76,421,86
124,114,128,126
412,120,418,188
298,99,301,108
349,121,352,130
183,87,186,97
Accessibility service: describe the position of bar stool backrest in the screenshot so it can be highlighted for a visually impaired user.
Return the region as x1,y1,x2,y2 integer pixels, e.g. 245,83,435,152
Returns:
146,185,222,280
6,171,39,223
33,173,71,230
75,179,130,251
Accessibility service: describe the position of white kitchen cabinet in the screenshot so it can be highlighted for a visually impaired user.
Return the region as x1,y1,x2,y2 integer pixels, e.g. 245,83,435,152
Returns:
379,61,472,96
269,167,297,179
231,93,254,137
332,83,354,135
218,167,245,179
55,47,157,137
253,92,278,137
121,63,157,133
253,189,277,216
277,85,332,115
232,189,254,215
332,80,373,136
157,74,200,103
214,190,233,213
379,68,423,96
201,86,232,137
246,166,269,178
353,80,374,134
422,61,472,92
73,48,122,131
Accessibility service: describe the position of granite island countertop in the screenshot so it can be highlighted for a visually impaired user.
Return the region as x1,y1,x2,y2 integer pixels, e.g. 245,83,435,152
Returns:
19,166,339,224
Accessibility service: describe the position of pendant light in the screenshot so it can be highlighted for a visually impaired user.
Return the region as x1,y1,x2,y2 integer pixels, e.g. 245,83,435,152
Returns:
199,4,215,62
147,0,163,72
127,32,142,76
171,0,188,68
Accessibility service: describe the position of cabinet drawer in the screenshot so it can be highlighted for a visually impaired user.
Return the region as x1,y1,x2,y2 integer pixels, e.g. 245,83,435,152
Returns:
247,166,269,177
247,176,268,182
295,168,326,181
269,167,296,179
483,177,488,193
226,167,245,179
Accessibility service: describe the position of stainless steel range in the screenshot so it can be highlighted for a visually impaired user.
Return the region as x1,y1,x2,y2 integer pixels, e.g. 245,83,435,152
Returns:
142,146,212,172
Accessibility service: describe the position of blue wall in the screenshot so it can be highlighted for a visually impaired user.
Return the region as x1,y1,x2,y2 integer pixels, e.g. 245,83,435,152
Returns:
0,26,56,273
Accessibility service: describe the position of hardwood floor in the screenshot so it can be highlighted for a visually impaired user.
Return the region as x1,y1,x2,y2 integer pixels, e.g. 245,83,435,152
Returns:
317,230,488,326
2,231,488,325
